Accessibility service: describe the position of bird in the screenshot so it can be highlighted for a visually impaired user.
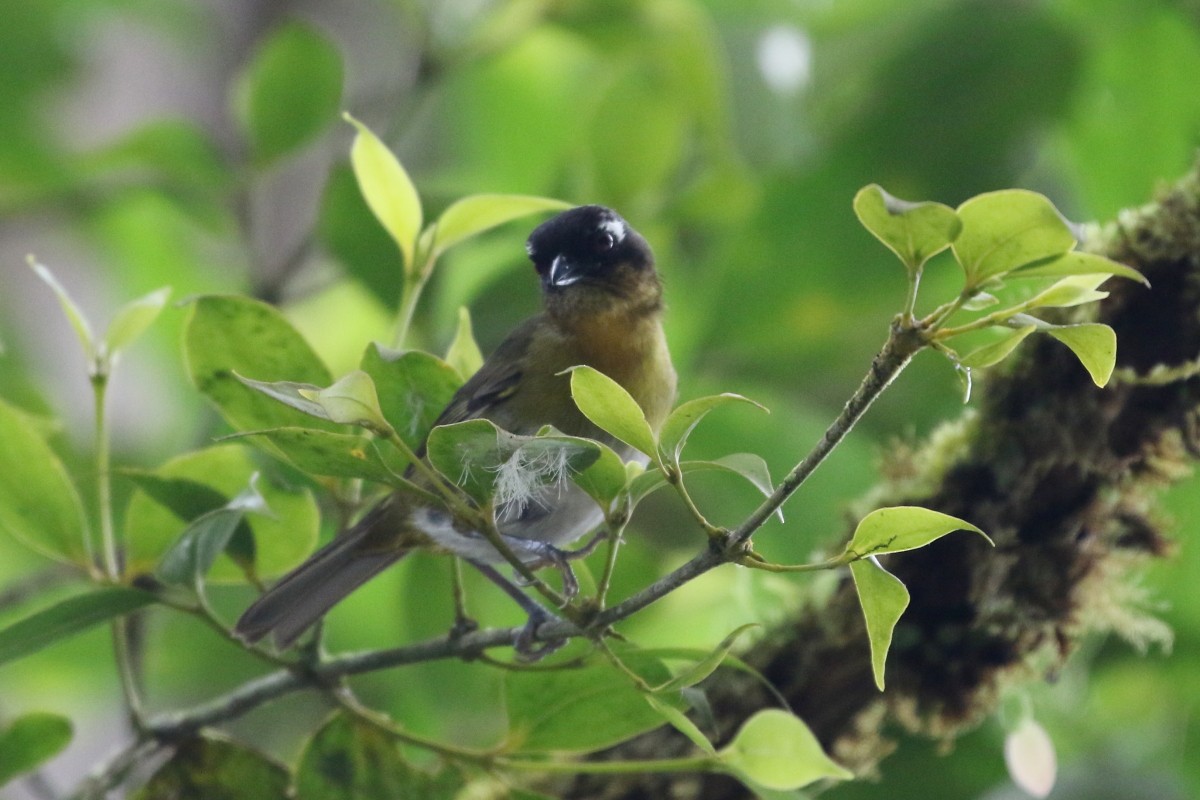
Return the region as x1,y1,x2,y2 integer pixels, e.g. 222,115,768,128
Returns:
235,205,677,655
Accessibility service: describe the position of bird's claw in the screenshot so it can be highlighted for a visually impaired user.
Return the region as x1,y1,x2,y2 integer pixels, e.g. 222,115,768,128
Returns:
513,607,567,662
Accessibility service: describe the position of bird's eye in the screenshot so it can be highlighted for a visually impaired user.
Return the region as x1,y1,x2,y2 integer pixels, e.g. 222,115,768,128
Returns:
594,231,616,253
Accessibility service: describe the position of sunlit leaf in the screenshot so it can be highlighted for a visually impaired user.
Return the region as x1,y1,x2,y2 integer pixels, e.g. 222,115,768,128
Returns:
718,709,852,789
103,286,170,356
953,190,1075,286
658,394,767,464
445,306,484,380
0,712,72,786
1047,323,1117,386
1025,274,1110,309
849,557,909,690
0,588,157,667
0,398,91,566
297,370,392,433
845,505,989,559
958,326,1037,369
430,193,572,258
1009,251,1147,285
567,366,657,459
852,184,961,271
345,113,422,273
234,21,343,165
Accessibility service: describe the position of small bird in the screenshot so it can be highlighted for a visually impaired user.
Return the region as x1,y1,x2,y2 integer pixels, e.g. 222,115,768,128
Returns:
235,205,677,654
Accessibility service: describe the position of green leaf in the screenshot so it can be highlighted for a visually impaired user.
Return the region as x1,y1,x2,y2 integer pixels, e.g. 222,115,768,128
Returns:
234,428,405,485
0,712,73,786
658,394,768,464
297,370,392,433
361,344,463,452
845,506,990,559
234,375,330,420
628,454,778,519
645,694,715,755
504,653,677,753
295,712,460,800
234,21,343,165
852,184,962,271
103,287,170,356
0,397,91,566
1025,274,1110,309
345,113,422,273
125,445,319,582
564,436,628,509
445,306,485,381
156,477,268,588
131,733,290,800
657,623,759,692
567,366,657,459
718,709,853,789
27,257,95,359
429,193,572,258
0,588,157,667
1047,323,1117,387
425,419,602,507
958,325,1037,369
849,557,910,691
953,190,1075,286
184,295,336,434
1009,251,1148,285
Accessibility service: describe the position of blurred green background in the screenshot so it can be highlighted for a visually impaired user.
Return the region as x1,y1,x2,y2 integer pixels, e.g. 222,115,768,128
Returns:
1,0,1197,797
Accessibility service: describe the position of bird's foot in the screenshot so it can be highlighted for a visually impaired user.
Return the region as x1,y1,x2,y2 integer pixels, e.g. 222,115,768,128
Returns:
513,607,567,662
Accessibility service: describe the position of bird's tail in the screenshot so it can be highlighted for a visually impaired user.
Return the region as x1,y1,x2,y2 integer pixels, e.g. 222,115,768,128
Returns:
234,500,409,649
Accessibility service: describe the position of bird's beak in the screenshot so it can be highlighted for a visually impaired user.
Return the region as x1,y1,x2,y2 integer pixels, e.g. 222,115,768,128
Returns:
548,255,583,288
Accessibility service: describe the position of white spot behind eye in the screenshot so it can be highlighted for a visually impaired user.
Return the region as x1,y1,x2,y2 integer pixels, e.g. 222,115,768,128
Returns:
599,218,626,243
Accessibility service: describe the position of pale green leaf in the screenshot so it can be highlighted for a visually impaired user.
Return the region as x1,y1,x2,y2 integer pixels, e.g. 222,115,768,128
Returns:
445,306,484,380
567,366,657,459
718,709,852,789
958,326,1037,369
1010,251,1148,286
1026,274,1110,309
845,505,989,558
234,374,330,420
1047,323,1117,387
852,184,961,271
0,398,91,566
953,190,1075,286
298,370,392,433
645,695,715,755
658,624,759,692
103,287,170,355
27,257,95,359
430,193,572,258
659,394,767,464
849,557,910,691
345,113,422,273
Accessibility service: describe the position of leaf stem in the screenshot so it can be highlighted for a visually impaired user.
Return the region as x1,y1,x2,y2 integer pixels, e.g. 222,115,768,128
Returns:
665,464,724,539
500,754,718,775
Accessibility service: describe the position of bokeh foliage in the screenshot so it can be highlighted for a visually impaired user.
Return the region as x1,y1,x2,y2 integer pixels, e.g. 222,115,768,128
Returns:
1,0,1198,798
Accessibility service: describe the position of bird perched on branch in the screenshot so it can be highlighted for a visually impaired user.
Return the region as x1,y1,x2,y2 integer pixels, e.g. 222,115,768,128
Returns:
235,205,676,655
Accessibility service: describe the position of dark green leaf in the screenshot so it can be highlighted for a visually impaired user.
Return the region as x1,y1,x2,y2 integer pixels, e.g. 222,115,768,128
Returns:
0,397,91,566
849,557,910,691
852,184,961,271
130,733,290,800
0,712,72,786
235,428,405,484
0,588,157,667
295,712,461,800
156,478,268,587
234,21,343,165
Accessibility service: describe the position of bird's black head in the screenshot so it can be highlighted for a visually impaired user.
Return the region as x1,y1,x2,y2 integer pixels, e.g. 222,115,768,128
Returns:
525,206,656,301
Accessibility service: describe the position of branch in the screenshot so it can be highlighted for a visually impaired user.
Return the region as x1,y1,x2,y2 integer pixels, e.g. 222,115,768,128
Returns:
560,159,1200,799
